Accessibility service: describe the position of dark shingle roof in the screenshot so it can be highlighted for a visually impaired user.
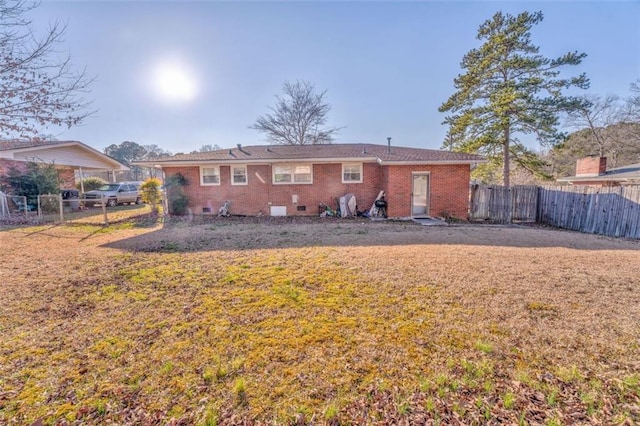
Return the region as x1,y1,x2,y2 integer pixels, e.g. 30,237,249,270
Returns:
146,143,485,164
0,139,71,151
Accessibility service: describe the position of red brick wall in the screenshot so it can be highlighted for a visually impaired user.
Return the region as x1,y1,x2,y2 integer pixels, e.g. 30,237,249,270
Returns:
0,158,27,178
58,168,76,189
384,164,471,219
166,162,471,219
576,157,607,176
164,163,383,216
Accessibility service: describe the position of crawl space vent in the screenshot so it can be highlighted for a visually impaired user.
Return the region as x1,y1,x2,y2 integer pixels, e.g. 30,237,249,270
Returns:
270,206,287,216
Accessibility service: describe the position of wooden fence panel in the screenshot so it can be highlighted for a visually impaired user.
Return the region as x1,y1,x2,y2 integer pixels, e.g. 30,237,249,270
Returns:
469,185,538,223
469,184,640,239
512,185,538,221
537,185,640,239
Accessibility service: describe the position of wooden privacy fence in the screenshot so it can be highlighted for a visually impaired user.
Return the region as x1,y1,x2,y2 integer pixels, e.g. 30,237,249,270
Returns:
469,184,640,239
538,185,640,239
469,184,538,222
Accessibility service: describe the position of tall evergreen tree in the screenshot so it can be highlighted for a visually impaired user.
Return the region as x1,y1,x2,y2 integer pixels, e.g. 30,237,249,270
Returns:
439,11,589,188
104,141,148,181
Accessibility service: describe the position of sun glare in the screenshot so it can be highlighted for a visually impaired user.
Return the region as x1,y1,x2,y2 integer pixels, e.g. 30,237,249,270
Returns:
152,61,198,102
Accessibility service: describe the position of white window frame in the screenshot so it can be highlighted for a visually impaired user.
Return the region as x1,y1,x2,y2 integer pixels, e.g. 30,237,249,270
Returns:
342,163,363,183
200,166,220,186
272,163,313,185
231,165,248,186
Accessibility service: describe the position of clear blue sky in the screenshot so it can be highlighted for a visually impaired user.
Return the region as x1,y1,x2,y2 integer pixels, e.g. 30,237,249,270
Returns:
30,1,640,154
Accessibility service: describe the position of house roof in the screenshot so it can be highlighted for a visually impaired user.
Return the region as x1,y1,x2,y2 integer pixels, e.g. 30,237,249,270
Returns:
136,143,486,167
0,139,129,171
557,162,640,183
0,139,66,151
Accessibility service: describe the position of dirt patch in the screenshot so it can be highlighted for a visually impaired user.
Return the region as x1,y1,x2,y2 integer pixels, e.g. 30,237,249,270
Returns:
1,219,639,424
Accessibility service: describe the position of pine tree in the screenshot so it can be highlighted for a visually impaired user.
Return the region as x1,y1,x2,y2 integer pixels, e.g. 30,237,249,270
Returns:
439,11,589,188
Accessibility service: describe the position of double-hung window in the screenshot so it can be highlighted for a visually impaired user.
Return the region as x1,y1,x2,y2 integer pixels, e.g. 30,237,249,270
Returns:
273,164,312,184
200,166,220,185
232,165,248,185
342,163,363,183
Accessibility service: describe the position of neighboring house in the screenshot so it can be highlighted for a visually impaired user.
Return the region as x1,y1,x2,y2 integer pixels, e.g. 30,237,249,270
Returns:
557,156,640,186
0,139,129,190
138,143,485,219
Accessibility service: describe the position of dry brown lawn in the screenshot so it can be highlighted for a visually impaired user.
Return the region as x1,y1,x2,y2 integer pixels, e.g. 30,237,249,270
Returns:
1,217,639,425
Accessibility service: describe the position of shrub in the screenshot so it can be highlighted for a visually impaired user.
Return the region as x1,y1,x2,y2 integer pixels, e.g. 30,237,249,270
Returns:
170,194,189,215
140,177,162,213
165,173,190,215
77,176,108,192
4,161,59,206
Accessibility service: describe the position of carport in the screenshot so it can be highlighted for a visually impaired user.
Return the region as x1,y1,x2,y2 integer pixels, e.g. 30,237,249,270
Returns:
0,139,129,192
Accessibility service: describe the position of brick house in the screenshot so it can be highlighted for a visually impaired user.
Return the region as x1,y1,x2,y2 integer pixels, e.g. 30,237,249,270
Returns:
0,139,129,191
140,143,485,219
557,156,640,186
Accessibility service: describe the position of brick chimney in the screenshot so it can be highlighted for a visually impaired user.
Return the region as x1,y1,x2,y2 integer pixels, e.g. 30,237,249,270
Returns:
575,156,607,177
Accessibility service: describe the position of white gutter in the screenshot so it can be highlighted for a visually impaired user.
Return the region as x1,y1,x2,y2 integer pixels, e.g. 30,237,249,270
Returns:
136,156,486,168
377,159,487,165
134,156,381,167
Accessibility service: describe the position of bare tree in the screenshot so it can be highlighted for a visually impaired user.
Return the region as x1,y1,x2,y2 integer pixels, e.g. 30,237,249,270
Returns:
548,91,640,177
627,79,640,119
565,95,625,157
561,93,640,168
0,0,94,139
191,144,220,153
143,144,172,160
623,79,640,144
250,80,341,145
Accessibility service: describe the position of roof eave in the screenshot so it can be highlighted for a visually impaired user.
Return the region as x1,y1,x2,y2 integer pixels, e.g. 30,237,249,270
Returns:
1,140,129,171
557,177,639,182
134,156,381,167
136,157,487,168
377,159,487,165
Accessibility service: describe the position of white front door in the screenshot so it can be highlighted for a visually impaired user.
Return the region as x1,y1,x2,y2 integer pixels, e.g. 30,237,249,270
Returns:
411,173,430,216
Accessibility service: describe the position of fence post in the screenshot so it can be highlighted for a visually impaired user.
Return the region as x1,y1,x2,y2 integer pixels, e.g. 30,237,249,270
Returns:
469,184,477,220
506,186,513,224
59,194,64,223
101,195,108,225
21,196,28,220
